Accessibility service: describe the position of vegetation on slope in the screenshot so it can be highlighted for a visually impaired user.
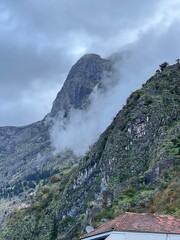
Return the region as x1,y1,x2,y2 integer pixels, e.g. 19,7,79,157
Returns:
1,62,180,240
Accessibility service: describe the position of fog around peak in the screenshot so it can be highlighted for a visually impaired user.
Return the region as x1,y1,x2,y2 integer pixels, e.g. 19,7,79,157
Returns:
1,0,180,125
50,48,161,156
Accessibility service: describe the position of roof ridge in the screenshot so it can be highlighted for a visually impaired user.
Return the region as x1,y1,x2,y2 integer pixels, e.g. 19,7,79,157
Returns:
81,212,180,239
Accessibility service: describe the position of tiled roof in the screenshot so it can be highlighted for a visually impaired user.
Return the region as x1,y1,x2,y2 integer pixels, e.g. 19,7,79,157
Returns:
81,212,180,239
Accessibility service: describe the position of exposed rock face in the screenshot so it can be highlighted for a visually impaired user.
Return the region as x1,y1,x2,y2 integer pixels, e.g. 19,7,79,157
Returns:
0,54,111,188
1,62,179,240
50,54,112,117
56,65,180,239
0,121,50,187
0,54,112,227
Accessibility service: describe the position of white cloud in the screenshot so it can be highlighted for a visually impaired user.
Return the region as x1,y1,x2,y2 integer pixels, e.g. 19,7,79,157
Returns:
0,0,180,125
50,50,155,156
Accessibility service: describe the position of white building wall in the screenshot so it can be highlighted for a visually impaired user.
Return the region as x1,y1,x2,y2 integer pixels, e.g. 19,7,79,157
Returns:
126,232,166,240
83,231,180,240
169,235,180,240
106,232,166,240
106,233,125,240
105,232,180,240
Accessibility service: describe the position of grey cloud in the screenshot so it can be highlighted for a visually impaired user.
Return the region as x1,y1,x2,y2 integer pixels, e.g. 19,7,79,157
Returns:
0,36,72,125
124,19,180,68
0,0,179,126
3,0,159,35
50,16,180,156
0,40,69,85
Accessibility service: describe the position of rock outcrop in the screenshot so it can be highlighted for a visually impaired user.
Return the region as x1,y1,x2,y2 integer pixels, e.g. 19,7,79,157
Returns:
1,61,179,240
0,54,111,188
0,54,112,227
50,54,112,117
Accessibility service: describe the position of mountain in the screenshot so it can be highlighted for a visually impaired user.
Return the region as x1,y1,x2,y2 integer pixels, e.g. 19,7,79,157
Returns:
1,60,179,240
50,53,112,117
0,54,112,226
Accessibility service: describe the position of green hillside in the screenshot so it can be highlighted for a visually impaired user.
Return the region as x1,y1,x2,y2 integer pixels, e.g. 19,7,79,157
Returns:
1,62,180,240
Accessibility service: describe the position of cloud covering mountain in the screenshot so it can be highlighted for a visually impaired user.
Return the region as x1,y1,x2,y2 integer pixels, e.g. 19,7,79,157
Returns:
49,49,161,156
1,0,180,125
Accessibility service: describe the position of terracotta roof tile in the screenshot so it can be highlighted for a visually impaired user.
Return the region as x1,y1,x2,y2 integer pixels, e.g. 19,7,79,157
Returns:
81,212,180,239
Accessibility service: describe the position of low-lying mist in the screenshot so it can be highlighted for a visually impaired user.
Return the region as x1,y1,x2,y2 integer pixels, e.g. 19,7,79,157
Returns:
49,50,161,156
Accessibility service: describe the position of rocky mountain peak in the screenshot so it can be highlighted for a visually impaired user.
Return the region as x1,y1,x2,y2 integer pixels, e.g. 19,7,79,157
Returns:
49,54,112,117
0,57,179,239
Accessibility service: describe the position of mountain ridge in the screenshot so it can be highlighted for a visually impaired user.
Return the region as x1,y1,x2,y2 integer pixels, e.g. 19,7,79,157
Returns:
49,54,112,118
0,54,113,228
1,59,179,239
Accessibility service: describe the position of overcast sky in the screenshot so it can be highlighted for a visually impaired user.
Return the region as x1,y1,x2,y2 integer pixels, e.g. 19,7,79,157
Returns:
0,0,180,126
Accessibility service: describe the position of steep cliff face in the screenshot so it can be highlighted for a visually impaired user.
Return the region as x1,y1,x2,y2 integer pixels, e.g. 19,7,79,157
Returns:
0,54,111,188
57,63,179,228
50,54,112,117
2,63,179,239
0,54,112,227
0,121,49,187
